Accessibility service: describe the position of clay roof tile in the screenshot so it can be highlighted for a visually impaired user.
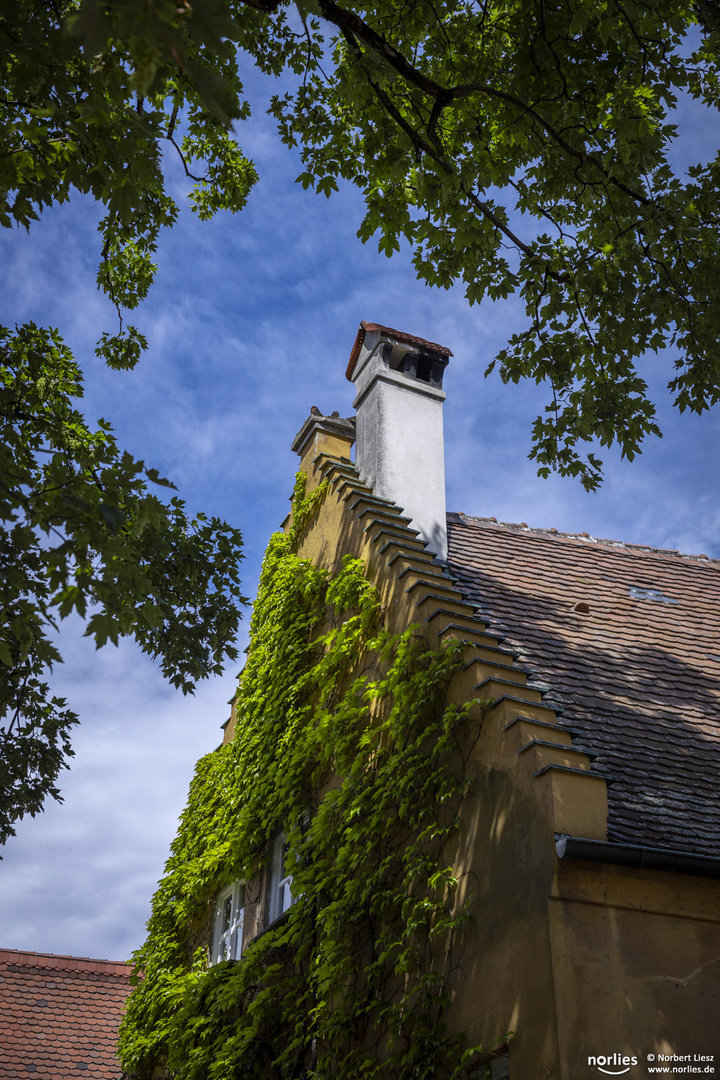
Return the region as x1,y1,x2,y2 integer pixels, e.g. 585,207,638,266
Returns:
447,512,720,856
0,951,131,1079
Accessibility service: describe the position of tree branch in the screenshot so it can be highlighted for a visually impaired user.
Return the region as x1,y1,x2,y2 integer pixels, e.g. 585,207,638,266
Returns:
168,133,204,182
318,0,650,207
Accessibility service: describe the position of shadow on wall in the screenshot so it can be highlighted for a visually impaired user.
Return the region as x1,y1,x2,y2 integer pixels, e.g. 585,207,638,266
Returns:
447,519,720,856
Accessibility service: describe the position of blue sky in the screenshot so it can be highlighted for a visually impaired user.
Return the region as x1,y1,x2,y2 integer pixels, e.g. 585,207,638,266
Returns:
1,61,719,963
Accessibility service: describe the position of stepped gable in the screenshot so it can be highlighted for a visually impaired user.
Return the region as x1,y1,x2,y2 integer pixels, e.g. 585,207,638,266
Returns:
0,948,131,1079
446,512,720,858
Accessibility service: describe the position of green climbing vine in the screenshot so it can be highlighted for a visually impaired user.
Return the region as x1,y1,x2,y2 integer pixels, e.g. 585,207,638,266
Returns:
119,474,488,1079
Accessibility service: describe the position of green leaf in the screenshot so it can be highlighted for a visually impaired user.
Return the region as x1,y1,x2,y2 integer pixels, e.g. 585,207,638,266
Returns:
95,327,148,370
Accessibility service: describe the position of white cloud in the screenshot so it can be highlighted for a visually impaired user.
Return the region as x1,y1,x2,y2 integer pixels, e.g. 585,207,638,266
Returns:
0,626,236,959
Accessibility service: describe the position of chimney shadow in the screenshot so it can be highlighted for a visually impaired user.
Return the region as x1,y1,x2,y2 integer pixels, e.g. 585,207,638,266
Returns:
447,519,720,857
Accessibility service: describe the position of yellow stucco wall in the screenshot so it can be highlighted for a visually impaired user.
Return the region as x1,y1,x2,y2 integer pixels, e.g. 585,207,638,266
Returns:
286,429,720,1078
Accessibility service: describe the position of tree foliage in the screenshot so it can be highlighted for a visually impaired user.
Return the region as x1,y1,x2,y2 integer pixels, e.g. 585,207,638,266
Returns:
1,0,258,365
2,0,719,834
71,0,720,489
1,0,251,840
0,324,245,843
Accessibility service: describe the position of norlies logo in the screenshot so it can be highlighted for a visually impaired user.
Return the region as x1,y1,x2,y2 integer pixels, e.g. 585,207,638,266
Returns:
588,1053,639,1075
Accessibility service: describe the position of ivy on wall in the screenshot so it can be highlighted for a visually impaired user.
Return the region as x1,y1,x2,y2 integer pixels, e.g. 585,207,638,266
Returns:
119,475,489,1079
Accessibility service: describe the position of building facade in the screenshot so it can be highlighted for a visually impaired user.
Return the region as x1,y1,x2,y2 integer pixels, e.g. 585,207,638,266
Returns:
120,323,720,1080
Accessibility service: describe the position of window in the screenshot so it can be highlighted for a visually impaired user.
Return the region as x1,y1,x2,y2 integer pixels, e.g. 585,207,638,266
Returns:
212,881,245,963
628,585,678,605
267,832,294,924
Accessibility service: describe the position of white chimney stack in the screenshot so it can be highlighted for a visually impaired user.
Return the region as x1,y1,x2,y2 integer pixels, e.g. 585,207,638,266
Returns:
346,321,452,562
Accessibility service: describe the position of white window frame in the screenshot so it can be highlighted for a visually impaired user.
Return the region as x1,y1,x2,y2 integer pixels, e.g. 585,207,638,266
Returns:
267,832,294,924
212,881,245,963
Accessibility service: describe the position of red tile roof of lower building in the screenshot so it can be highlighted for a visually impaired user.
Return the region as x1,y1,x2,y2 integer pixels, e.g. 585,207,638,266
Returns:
447,513,720,858
0,948,132,1079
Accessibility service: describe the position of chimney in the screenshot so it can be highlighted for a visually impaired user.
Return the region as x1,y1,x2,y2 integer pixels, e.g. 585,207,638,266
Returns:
346,321,452,562
291,409,356,491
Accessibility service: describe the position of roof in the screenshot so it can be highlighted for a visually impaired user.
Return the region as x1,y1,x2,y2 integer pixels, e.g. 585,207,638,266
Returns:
446,513,720,858
0,948,132,1079
345,321,453,381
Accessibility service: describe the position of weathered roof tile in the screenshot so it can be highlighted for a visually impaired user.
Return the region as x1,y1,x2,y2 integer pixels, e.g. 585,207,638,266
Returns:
345,320,453,380
0,950,131,1079
447,512,720,857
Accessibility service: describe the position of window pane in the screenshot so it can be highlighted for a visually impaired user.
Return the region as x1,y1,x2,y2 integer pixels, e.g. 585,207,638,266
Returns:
279,880,292,915
221,895,233,934
269,832,295,923
213,883,245,964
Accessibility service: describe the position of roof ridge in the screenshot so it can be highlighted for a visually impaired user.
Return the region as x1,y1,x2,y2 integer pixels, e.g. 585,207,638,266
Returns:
448,511,720,566
0,946,130,972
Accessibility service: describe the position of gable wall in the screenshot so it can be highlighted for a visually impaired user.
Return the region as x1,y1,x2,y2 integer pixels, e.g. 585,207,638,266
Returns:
288,442,571,1074
287,435,720,1077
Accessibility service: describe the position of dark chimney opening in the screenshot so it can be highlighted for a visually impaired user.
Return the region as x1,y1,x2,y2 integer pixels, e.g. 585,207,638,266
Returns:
396,349,448,388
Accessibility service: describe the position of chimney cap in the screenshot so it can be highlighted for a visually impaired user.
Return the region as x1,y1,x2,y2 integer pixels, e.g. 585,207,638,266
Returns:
346,321,453,382
291,411,356,458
